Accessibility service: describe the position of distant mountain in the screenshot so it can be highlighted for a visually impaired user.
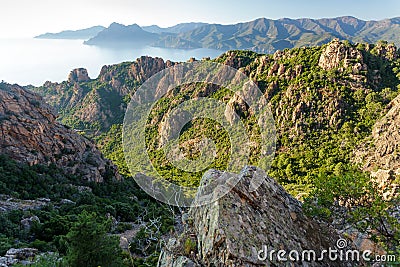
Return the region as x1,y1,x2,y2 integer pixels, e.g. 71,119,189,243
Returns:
141,25,163,34
84,22,158,47
153,16,400,53
35,25,105,39
142,22,209,34
36,17,400,53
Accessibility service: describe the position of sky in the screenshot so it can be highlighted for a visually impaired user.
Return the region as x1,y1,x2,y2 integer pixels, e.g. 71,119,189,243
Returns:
1,0,400,38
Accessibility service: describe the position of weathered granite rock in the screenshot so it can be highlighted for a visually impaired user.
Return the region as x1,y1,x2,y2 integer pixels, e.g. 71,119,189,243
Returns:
0,248,38,266
0,195,49,212
0,83,119,182
318,39,364,71
99,56,174,84
370,42,398,60
21,216,40,230
68,68,90,83
353,93,400,198
158,167,352,267
354,94,400,173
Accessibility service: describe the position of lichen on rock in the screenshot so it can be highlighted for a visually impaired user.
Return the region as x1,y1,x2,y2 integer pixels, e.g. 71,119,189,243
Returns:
158,166,351,267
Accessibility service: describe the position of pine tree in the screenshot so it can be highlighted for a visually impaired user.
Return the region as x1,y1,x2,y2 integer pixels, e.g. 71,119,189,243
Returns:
65,211,123,267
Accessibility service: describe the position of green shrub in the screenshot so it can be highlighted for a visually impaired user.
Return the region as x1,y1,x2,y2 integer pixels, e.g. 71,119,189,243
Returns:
183,237,197,255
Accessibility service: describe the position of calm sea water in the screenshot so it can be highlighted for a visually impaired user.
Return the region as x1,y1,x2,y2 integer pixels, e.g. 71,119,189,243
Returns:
0,38,224,86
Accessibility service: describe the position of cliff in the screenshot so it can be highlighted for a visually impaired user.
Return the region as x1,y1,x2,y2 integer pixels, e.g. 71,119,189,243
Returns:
34,56,174,133
353,93,400,198
354,94,400,173
0,83,119,182
34,40,400,193
68,68,91,83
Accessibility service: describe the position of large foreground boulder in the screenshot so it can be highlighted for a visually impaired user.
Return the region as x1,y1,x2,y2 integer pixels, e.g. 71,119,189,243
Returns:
158,167,356,267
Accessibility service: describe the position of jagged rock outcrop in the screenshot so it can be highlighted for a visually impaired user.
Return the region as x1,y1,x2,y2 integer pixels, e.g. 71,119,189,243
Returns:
0,248,38,267
219,51,252,70
0,83,119,182
158,167,351,267
68,68,90,83
355,94,400,172
369,42,398,60
318,39,365,71
99,56,174,84
354,94,400,197
0,195,50,212
34,56,176,133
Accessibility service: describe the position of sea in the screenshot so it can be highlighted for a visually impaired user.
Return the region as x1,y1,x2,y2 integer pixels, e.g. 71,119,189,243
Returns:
0,38,224,86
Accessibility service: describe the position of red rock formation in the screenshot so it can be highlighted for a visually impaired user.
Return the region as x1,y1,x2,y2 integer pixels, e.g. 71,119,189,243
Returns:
0,83,119,182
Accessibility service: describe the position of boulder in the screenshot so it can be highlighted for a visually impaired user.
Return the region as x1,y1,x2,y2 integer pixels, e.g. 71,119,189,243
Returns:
0,248,38,266
158,166,353,267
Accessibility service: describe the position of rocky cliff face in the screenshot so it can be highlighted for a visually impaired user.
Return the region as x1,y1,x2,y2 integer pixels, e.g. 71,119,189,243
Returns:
99,56,174,84
158,167,350,267
318,39,365,71
355,94,400,173
354,94,400,197
34,56,175,133
68,68,91,83
0,83,119,182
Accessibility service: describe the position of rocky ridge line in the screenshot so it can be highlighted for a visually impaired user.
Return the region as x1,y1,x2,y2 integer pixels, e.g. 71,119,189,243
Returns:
0,83,119,182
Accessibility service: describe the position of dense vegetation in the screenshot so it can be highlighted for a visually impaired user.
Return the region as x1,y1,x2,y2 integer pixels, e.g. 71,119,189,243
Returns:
0,155,175,266
91,41,400,195
304,169,400,253
30,40,400,263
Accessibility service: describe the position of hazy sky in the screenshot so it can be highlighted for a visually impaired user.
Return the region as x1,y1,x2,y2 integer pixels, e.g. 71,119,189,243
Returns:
2,0,400,38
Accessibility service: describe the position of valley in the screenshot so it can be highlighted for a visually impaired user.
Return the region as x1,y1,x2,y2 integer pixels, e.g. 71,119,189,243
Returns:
1,36,400,266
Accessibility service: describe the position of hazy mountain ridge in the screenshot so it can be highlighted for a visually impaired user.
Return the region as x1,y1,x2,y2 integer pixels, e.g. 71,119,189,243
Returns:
35,25,105,39
83,23,158,46
37,16,400,53
142,22,209,34
164,16,400,53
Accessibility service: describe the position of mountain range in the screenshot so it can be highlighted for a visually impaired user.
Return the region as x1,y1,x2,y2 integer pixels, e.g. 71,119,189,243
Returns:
35,25,105,40
35,16,400,53
30,39,400,264
2,38,400,265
